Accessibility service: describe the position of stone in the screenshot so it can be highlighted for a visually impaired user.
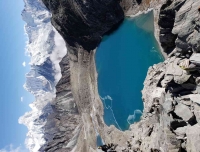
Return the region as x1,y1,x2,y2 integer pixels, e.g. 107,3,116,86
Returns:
180,95,192,106
166,63,182,76
165,59,191,84
174,103,193,121
190,54,200,65
195,77,200,85
161,75,173,87
189,94,200,105
193,103,200,124
174,71,191,84
174,126,187,139
179,59,189,69
196,86,200,94
188,63,196,69
186,125,200,152
180,98,192,106
163,102,173,114
158,0,185,53
163,98,173,113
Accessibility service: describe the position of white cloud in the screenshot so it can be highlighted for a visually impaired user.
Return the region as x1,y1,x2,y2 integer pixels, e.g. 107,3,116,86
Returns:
0,144,27,152
22,62,26,67
21,97,24,102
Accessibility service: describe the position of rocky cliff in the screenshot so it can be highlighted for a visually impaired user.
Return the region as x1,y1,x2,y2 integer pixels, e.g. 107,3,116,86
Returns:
122,0,200,151
42,0,124,52
24,0,200,151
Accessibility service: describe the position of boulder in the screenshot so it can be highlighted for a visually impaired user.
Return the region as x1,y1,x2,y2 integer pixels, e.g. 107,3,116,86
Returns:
174,72,191,85
195,77,200,85
165,60,191,84
161,75,173,87
163,99,173,113
174,103,193,121
189,94,200,105
179,59,189,69
186,124,200,152
193,103,200,124
180,95,192,106
166,63,182,76
189,54,200,65
196,86,200,94
174,126,187,139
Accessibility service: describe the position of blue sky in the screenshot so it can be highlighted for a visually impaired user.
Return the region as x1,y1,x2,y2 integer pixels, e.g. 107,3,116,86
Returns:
0,0,34,151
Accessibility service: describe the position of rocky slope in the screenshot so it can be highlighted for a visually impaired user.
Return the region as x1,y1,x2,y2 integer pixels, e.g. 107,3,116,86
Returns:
22,0,200,151
122,0,200,151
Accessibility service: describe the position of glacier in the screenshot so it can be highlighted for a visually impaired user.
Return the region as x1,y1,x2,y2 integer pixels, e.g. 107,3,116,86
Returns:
19,0,67,151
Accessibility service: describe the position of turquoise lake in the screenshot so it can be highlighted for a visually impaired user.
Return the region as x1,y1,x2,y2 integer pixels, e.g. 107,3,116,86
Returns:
95,11,164,131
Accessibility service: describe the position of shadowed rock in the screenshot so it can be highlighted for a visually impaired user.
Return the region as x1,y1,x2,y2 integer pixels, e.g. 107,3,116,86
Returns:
42,0,124,52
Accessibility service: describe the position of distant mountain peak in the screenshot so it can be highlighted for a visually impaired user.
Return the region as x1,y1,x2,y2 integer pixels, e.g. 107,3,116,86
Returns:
19,0,67,151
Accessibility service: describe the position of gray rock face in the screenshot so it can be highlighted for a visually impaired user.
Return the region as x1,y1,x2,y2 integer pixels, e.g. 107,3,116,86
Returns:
158,0,186,54
42,0,124,52
126,0,200,151
174,103,193,121
174,126,187,139
186,125,200,152
190,53,200,65
172,0,200,55
193,103,200,124
189,94,200,104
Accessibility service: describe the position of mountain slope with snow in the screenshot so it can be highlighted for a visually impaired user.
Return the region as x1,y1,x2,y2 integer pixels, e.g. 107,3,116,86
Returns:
19,0,67,151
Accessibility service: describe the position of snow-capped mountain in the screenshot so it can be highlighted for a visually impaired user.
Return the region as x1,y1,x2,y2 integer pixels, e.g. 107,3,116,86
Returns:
19,0,67,151
19,93,54,152
24,58,55,97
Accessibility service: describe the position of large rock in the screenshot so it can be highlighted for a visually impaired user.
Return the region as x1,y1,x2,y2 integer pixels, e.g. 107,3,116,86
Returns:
165,59,191,84
163,95,173,113
186,125,200,152
174,103,193,121
190,54,200,65
173,0,200,54
161,75,173,87
193,103,200,125
189,94,200,105
174,126,187,139
158,0,186,54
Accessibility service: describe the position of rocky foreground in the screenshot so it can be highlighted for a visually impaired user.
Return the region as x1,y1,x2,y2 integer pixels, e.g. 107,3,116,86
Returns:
39,0,200,151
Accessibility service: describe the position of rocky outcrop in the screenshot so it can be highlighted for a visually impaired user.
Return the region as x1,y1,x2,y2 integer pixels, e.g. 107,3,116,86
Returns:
42,0,124,52
158,0,186,54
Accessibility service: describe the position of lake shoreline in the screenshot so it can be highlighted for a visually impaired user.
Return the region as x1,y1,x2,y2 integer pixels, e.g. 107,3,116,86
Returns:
58,1,168,151
95,11,164,131
126,8,167,60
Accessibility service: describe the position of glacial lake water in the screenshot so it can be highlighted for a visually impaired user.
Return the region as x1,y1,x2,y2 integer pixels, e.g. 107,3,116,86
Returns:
95,11,164,131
